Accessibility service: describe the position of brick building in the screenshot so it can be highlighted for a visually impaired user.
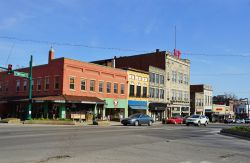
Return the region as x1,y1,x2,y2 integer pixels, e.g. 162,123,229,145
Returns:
190,84,213,116
0,49,128,120
92,49,191,118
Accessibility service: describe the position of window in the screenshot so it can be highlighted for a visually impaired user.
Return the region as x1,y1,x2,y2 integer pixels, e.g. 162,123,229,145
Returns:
107,82,111,93
136,85,141,97
23,80,27,91
54,76,60,89
0,83,2,92
149,87,155,98
37,79,42,91
16,80,20,92
114,83,118,94
90,80,95,92
129,84,135,97
160,89,164,99
121,84,125,94
143,86,147,97
155,74,159,84
81,79,86,91
155,88,159,98
172,71,177,82
45,77,49,90
149,72,155,83
69,77,75,90
179,73,183,84
99,81,103,92
160,75,164,85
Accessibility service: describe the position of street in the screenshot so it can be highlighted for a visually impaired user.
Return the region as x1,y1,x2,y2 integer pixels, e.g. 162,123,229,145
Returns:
0,123,249,163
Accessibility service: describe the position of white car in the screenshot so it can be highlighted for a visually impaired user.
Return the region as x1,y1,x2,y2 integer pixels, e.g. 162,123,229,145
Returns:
186,115,209,126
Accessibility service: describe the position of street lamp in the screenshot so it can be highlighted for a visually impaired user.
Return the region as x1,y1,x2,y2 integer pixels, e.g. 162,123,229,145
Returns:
240,98,249,118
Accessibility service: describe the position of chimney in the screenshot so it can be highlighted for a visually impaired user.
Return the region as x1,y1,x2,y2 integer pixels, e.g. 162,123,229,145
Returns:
156,49,160,54
48,47,55,64
112,56,117,68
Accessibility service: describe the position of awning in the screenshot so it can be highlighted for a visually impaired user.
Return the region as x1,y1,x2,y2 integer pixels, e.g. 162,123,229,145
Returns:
33,95,105,104
129,105,149,110
1,95,105,104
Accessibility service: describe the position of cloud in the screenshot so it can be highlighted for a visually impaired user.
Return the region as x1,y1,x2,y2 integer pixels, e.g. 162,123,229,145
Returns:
0,13,35,30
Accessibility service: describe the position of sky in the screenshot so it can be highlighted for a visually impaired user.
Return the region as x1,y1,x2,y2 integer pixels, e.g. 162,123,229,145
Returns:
0,0,250,99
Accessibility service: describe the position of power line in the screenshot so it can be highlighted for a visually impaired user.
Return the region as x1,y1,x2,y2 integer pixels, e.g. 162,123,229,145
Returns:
1,35,250,58
5,41,15,66
0,36,151,53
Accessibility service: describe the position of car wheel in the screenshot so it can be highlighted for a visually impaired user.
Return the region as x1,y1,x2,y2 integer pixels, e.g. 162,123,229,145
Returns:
148,121,152,126
204,121,208,126
123,124,127,126
134,121,139,126
197,121,201,126
186,123,189,126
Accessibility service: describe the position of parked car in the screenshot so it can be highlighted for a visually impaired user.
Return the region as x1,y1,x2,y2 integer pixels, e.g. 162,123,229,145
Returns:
121,113,154,126
186,115,209,126
182,115,190,124
235,119,245,124
166,117,183,124
224,118,235,123
245,118,250,123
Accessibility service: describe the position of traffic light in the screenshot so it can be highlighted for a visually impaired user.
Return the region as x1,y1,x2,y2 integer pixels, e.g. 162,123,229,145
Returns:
7,64,13,74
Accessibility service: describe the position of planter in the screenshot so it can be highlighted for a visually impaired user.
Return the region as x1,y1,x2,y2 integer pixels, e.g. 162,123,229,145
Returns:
93,120,110,126
0,118,21,124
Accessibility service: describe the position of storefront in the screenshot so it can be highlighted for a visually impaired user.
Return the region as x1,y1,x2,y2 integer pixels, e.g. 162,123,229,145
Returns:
104,98,127,121
212,104,231,122
149,102,167,121
128,100,148,116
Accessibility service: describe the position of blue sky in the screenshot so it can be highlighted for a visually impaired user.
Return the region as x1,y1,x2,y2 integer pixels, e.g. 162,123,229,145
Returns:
0,0,250,99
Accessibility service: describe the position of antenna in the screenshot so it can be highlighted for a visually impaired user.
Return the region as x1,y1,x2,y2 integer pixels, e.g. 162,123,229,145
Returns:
174,25,177,50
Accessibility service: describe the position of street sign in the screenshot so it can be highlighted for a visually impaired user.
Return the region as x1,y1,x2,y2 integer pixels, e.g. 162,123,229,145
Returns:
14,71,29,78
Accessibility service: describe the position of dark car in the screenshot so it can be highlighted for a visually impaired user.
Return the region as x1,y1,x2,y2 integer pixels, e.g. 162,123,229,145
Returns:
244,118,250,123
121,113,154,126
224,118,235,123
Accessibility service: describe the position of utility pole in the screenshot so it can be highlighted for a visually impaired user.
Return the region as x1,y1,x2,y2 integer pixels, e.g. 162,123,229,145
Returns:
27,55,33,120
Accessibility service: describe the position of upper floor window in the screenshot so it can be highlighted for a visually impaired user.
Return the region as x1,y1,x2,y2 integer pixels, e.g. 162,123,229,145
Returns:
114,83,118,94
69,77,75,90
90,80,95,92
107,82,111,93
32,80,34,91
37,79,42,91
149,72,155,83
121,84,125,94
54,76,60,89
160,89,164,99
160,75,164,85
129,84,135,97
45,77,49,90
81,79,86,91
149,87,155,98
23,80,27,91
155,74,159,84
16,80,20,92
143,86,147,98
136,85,141,97
0,83,2,92
155,88,159,98
99,81,103,93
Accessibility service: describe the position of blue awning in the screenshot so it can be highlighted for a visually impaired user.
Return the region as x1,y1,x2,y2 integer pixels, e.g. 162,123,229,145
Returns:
129,105,149,110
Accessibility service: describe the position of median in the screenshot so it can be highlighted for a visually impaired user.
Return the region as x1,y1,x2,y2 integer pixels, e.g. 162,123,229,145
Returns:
23,119,76,125
220,126,250,140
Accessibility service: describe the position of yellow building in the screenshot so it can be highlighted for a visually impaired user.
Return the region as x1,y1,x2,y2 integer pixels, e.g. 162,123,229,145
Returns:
212,104,230,122
124,68,149,116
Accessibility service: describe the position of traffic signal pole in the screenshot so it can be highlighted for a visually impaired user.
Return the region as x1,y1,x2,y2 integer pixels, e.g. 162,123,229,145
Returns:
27,55,33,120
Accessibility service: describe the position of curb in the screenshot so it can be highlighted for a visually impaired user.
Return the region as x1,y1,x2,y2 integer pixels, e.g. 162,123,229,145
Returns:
219,132,250,141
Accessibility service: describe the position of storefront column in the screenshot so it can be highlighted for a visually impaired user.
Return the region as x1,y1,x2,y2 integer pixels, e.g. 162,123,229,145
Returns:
94,103,97,120
124,104,128,118
59,104,66,119
44,102,49,119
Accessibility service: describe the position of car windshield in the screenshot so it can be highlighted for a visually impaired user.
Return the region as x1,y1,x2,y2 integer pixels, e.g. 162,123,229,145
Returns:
190,115,200,118
129,114,141,118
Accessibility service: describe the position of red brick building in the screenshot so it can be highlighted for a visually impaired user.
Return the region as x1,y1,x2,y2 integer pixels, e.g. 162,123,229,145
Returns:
0,49,128,120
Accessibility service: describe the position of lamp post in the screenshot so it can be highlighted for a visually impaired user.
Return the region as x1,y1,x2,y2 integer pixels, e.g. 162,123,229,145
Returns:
240,98,249,118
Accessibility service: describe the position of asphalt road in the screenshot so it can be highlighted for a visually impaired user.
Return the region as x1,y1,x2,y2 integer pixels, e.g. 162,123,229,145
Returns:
0,123,249,163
